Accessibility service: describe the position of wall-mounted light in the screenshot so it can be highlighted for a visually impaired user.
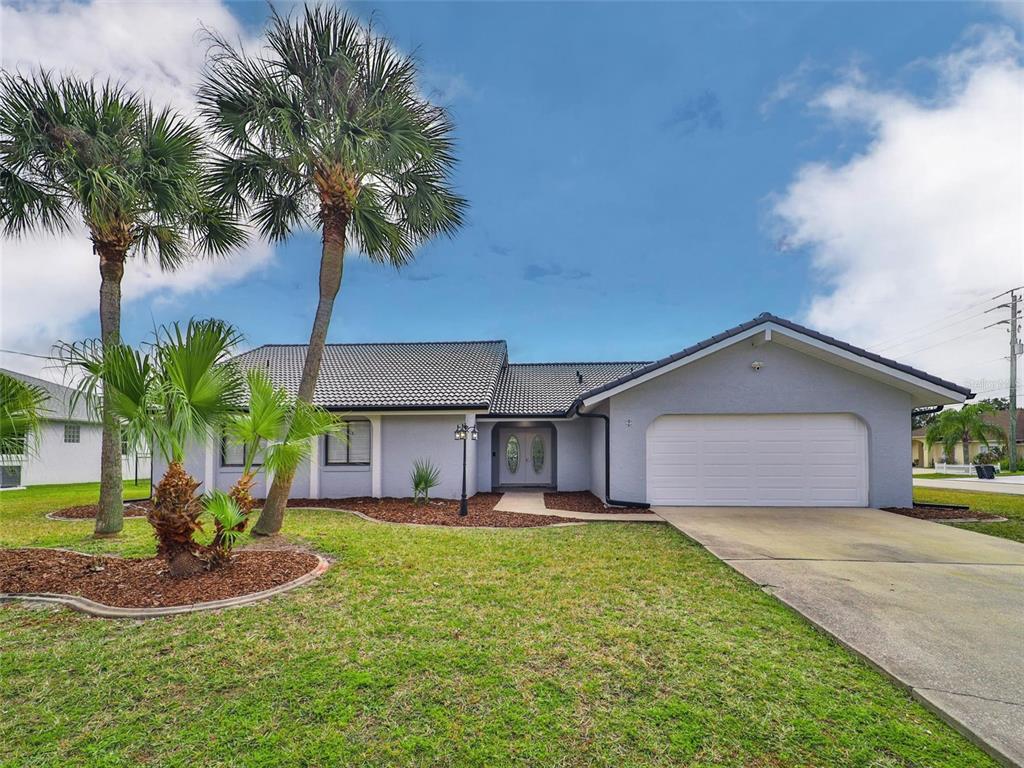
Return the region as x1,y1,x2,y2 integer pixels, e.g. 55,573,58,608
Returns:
751,361,764,371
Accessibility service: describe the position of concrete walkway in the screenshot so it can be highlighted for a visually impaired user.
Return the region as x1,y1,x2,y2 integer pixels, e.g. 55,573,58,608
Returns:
656,506,1024,767
914,477,1024,495
494,492,658,522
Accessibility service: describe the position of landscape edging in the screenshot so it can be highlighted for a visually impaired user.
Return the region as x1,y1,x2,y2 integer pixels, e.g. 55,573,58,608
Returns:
0,552,329,619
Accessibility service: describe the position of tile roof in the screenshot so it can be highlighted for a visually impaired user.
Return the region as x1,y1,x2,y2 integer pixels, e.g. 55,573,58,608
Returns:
573,312,974,406
231,341,508,411
490,362,651,416
1,368,96,423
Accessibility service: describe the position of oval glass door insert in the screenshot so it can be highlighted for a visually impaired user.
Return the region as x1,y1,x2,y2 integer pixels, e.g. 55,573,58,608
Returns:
506,435,520,473
531,435,545,473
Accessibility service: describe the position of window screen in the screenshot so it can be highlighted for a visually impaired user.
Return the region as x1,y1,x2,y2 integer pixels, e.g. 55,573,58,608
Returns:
325,419,371,465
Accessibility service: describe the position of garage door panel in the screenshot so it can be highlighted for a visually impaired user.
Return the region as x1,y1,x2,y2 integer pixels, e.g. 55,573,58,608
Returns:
647,414,868,507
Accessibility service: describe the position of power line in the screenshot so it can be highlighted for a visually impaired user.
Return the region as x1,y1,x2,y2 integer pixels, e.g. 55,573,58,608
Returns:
0,348,56,361
868,293,1004,351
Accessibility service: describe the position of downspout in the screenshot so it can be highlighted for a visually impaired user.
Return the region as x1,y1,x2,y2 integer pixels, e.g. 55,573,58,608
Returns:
575,410,650,509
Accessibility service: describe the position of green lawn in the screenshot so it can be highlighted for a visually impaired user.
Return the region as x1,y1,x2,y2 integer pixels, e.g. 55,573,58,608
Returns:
913,485,1024,543
1,483,995,767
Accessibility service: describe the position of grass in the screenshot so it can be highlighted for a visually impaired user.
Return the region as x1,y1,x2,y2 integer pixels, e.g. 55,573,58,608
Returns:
0,483,996,767
913,485,1024,543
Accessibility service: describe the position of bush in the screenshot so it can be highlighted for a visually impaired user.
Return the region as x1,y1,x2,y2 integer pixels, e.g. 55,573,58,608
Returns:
411,459,440,504
974,445,1005,465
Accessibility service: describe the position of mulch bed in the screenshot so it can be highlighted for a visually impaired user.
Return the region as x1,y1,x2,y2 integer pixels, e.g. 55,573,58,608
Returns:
543,491,655,514
284,494,579,527
49,501,152,520
0,548,319,609
883,504,1002,522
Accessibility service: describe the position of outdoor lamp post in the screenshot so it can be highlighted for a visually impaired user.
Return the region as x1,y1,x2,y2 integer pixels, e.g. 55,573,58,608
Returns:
454,422,478,516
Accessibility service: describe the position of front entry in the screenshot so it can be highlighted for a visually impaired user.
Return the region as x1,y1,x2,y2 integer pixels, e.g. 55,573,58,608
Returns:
498,427,553,487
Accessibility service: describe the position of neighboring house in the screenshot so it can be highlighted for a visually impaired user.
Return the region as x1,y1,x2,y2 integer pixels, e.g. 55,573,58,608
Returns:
911,410,1024,467
155,313,970,509
0,368,151,489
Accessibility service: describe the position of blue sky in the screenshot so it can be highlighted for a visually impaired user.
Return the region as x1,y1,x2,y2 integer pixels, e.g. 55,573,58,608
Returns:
2,1,1021,390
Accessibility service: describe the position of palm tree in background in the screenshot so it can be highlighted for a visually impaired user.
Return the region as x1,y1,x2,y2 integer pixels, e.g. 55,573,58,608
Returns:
199,5,467,535
925,402,1006,464
0,72,245,536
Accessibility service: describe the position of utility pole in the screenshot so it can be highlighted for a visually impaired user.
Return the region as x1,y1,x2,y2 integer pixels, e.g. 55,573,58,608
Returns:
1009,290,1019,472
984,286,1022,471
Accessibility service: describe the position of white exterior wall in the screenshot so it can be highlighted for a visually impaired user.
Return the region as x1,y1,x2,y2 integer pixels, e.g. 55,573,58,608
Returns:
16,421,103,485
380,413,477,499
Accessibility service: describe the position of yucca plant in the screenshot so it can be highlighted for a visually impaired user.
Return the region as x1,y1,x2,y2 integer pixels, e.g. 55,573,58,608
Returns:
199,4,467,535
0,72,245,536
0,372,49,459
59,318,245,577
411,459,440,505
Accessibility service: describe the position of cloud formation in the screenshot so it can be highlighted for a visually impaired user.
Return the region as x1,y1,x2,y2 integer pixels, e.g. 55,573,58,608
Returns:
773,26,1023,397
0,0,271,378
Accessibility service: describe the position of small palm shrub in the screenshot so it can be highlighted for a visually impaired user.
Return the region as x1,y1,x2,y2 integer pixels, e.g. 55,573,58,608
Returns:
411,460,440,504
206,490,248,562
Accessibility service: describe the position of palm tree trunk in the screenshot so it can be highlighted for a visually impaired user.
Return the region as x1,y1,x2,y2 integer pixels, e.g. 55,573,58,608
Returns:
253,209,347,536
963,435,971,465
95,248,125,537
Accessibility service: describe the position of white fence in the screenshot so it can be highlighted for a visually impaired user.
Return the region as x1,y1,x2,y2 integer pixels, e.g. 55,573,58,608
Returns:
935,462,998,475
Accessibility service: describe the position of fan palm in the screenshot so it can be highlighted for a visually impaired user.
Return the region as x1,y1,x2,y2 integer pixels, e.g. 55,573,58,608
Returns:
0,72,246,536
199,4,466,535
217,369,340,550
925,402,1005,464
59,319,245,576
0,372,49,459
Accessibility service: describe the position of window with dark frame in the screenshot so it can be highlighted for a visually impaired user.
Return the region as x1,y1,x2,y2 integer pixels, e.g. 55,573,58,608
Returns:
63,424,80,443
325,419,371,465
220,436,263,468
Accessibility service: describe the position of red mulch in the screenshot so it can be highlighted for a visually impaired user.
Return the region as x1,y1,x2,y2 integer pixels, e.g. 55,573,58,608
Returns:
0,548,320,608
883,504,1000,521
543,491,655,514
50,501,152,520
284,494,580,527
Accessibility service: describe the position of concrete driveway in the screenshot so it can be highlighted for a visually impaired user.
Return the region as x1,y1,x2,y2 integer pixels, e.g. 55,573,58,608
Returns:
655,506,1024,767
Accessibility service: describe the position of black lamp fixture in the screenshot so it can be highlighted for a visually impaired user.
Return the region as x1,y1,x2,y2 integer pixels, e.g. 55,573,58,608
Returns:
454,422,479,516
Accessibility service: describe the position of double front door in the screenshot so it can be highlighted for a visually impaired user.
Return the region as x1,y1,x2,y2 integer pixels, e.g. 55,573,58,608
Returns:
498,428,552,486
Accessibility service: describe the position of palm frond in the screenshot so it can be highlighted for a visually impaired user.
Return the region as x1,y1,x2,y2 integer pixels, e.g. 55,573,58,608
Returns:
0,372,50,458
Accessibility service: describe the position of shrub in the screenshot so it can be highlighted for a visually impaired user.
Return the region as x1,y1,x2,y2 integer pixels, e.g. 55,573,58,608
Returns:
974,445,1005,465
206,490,249,562
411,459,440,504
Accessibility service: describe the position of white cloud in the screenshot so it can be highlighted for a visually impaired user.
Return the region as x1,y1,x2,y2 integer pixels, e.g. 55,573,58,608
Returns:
773,26,1024,399
0,0,273,375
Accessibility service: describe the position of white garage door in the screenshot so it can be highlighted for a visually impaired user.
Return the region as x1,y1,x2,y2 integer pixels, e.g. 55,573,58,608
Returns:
646,414,868,507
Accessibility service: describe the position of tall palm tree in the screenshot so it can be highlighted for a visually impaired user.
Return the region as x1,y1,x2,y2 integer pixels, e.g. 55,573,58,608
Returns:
199,4,467,535
60,319,246,576
0,371,49,459
0,72,245,536
925,402,1005,464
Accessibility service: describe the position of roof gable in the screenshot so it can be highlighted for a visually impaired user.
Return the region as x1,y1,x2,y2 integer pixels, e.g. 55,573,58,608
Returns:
1,368,95,423
574,313,973,410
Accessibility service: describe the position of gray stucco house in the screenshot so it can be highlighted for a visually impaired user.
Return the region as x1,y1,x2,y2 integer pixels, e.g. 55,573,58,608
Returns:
1,368,151,489
159,313,971,509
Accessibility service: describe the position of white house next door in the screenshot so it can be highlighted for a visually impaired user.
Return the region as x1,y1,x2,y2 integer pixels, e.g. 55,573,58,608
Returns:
498,428,553,487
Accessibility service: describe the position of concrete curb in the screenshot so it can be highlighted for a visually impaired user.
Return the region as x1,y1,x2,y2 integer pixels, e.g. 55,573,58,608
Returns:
0,552,330,620
45,511,148,522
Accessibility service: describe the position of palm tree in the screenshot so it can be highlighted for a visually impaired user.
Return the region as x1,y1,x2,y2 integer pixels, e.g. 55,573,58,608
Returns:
60,319,247,576
198,4,467,535
925,403,1005,465
218,369,340,547
0,72,245,537
0,372,49,459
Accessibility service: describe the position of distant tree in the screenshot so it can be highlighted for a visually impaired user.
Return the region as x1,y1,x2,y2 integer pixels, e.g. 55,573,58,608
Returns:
978,397,1009,411
925,403,1005,464
0,72,244,536
912,408,939,431
199,5,466,535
